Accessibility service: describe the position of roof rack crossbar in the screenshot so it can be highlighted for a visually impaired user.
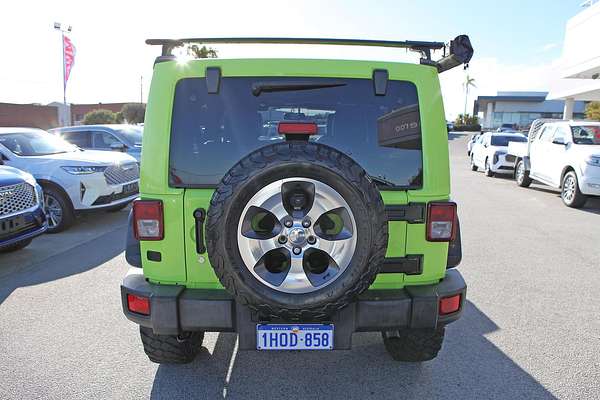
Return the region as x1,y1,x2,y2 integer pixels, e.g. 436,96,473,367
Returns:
146,35,473,73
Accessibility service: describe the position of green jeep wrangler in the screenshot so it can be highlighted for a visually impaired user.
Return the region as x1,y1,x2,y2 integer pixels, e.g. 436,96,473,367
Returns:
121,36,472,363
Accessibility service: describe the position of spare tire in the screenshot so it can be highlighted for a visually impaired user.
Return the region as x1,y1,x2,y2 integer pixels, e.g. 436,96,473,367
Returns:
206,142,388,320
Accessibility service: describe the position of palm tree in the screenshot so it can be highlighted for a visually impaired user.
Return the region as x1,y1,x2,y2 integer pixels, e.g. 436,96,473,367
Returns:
463,74,476,117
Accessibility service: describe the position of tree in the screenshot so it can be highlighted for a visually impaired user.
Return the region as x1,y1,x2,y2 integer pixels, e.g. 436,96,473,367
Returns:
463,74,476,116
120,103,146,124
585,101,600,121
83,109,116,125
190,45,218,58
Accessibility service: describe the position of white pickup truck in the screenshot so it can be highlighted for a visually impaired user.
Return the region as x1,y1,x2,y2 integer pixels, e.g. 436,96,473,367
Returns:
506,119,600,208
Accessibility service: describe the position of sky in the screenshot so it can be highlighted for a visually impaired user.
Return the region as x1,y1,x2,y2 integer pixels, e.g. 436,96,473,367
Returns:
0,0,585,119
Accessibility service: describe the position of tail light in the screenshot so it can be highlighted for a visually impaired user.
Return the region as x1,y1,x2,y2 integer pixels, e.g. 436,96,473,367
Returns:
426,202,457,242
133,200,164,240
127,294,150,315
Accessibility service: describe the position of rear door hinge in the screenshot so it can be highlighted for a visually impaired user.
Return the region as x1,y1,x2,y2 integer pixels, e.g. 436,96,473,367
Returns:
385,203,425,223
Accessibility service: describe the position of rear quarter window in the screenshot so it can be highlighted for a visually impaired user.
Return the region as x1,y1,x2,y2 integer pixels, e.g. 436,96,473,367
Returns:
169,77,423,189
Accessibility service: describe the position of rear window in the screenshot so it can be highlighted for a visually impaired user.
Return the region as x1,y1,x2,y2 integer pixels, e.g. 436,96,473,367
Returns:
572,125,600,145
169,77,423,189
490,135,527,146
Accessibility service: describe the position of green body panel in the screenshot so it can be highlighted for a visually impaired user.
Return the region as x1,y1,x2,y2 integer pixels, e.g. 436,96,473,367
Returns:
141,58,451,290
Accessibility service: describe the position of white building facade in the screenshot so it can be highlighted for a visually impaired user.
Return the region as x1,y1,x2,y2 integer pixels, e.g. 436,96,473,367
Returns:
548,1,600,117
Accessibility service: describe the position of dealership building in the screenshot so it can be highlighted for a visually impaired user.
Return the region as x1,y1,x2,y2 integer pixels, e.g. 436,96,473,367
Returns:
548,0,600,113
474,91,586,129
476,1,600,130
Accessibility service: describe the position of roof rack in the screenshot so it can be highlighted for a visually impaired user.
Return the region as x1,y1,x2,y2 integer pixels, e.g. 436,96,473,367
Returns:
145,35,473,73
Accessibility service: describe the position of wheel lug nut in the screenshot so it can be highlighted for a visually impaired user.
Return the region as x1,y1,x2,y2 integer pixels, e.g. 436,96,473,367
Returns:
278,235,287,244
284,219,293,228
307,235,316,245
292,247,302,255
302,219,311,228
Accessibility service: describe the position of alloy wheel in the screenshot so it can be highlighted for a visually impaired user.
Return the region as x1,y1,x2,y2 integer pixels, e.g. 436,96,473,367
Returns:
237,178,357,294
44,193,63,229
562,175,576,203
516,162,525,184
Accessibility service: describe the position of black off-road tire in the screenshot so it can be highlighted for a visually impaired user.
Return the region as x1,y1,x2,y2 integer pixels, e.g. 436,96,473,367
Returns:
139,326,204,364
206,142,388,320
561,171,587,208
0,238,33,253
515,159,532,187
382,328,445,362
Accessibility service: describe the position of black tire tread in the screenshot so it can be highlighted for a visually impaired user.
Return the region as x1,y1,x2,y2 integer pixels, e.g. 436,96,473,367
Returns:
382,328,445,362
139,326,204,364
206,142,388,320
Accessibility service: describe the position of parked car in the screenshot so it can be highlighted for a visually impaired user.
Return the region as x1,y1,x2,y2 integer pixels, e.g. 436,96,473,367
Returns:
50,124,143,162
466,132,483,156
0,128,140,232
507,119,600,208
446,121,454,132
470,131,527,176
497,123,518,132
121,35,472,364
0,165,47,252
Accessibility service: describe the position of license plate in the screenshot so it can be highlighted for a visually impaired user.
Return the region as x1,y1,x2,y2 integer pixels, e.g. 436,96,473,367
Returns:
0,215,26,235
256,324,334,350
122,182,138,194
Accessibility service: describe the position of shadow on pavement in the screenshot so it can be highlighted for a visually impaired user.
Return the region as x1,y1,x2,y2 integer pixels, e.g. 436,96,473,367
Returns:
150,301,556,400
0,223,126,305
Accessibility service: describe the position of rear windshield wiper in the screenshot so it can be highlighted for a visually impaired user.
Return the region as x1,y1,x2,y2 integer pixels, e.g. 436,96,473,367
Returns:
252,81,346,96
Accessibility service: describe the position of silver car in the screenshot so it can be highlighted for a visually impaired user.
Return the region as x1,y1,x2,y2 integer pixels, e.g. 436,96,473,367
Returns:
50,124,143,162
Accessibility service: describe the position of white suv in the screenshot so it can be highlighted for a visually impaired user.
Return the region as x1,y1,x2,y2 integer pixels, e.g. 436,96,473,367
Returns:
470,131,528,176
0,128,140,232
507,120,600,207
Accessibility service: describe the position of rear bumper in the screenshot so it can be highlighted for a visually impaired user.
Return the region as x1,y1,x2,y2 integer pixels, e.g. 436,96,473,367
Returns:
121,268,467,350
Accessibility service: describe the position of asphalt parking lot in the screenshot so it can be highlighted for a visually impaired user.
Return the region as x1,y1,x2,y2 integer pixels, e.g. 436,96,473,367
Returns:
1,133,599,400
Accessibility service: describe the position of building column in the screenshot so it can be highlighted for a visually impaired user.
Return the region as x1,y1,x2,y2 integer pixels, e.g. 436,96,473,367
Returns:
485,102,494,128
563,98,574,120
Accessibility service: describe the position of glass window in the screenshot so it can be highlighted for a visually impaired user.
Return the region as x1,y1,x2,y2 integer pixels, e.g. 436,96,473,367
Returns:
61,131,92,148
93,131,121,149
552,127,568,143
490,135,527,146
0,130,77,156
538,126,556,142
115,126,143,146
571,125,600,145
169,77,423,188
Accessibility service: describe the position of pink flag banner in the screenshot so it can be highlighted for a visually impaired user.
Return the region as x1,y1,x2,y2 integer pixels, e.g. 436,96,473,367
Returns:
63,35,76,86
